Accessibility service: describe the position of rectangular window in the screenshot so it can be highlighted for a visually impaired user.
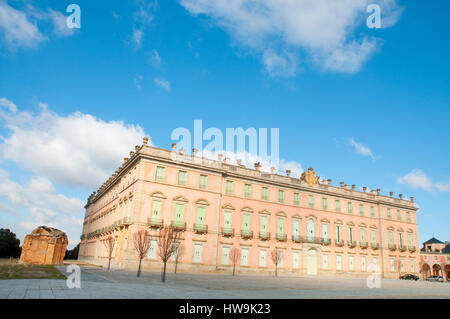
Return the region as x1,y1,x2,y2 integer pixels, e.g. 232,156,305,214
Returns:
361,256,366,271
335,200,341,212
260,215,268,234
193,244,203,263
293,220,300,241
221,246,230,265
174,203,184,225
278,251,284,267
151,200,162,219
147,239,157,259
408,233,413,249
244,184,252,198
399,232,403,249
322,224,328,241
348,202,353,214
400,259,405,272
370,206,375,218
336,255,342,270
259,249,267,267
155,166,165,182
388,230,394,247
178,170,187,185
322,254,328,270
223,210,232,229
406,212,411,222
226,180,233,195
397,210,402,221
293,251,300,269
349,256,354,271
308,195,314,208
390,258,395,272
199,174,207,189
242,214,251,234
277,217,284,238
241,248,249,266
336,225,342,242
294,193,300,206
360,228,366,244
349,227,353,243
322,197,328,210
359,204,364,216
278,190,285,203
387,208,392,219
410,259,415,273
371,229,376,245
373,257,378,268
196,206,206,226
261,187,268,200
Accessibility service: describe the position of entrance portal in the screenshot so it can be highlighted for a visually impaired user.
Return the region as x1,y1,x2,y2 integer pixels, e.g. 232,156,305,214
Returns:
306,249,318,275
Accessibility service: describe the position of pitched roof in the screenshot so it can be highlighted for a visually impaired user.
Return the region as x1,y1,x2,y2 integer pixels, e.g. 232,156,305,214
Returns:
443,243,450,254
423,237,444,244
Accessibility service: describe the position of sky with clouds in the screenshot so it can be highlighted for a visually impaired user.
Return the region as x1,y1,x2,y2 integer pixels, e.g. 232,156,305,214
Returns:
0,0,449,248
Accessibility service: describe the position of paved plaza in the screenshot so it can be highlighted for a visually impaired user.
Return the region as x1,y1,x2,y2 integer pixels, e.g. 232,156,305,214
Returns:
0,266,449,299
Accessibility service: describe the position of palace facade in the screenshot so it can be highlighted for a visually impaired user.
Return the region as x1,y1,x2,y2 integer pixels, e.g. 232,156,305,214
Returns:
79,138,420,278
420,237,450,281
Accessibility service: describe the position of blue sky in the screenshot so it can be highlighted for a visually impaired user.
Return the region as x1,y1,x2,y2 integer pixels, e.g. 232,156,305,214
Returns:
0,0,449,248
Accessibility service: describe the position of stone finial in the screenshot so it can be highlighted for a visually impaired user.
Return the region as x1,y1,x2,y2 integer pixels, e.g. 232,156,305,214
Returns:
371,190,375,194
345,184,349,190
224,157,229,164
124,157,129,163
135,145,140,152
286,169,291,177
352,184,355,190
192,148,197,156
399,194,403,199
237,159,242,166
271,167,276,174
254,162,261,171
129,151,134,157
218,154,223,161
363,186,367,192
389,192,393,197
376,188,380,195
340,182,344,188
171,143,177,151
143,136,149,145
328,179,332,185
410,196,414,202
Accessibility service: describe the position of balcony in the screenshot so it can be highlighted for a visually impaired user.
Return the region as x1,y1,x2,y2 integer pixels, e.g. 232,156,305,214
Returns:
399,245,407,252
408,246,416,253
193,223,208,234
360,242,368,249
276,233,287,242
171,221,187,231
259,232,271,241
292,235,302,243
348,241,357,248
305,236,322,244
221,227,234,238
371,242,379,250
388,244,397,251
335,240,345,247
241,230,253,239
148,218,164,229
322,238,331,245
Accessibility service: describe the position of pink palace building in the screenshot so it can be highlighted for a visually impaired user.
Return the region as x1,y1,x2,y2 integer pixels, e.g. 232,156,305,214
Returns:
78,137,420,278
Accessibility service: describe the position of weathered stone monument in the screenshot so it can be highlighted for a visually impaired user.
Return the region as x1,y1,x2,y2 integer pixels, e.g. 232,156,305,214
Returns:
20,226,68,264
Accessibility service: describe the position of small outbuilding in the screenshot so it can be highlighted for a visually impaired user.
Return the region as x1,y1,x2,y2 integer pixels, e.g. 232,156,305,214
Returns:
20,226,68,264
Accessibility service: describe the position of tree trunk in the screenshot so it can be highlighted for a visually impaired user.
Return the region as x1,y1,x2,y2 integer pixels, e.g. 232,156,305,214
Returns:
137,257,142,277
275,265,277,277
162,261,167,282
108,253,112,270
233,264,236,276
174,259,178,274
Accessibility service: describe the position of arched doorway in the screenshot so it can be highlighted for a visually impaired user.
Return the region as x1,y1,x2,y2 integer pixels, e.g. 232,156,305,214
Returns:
445,265,450,282
432,264,442,277
306,249,318,275
422,263,431,279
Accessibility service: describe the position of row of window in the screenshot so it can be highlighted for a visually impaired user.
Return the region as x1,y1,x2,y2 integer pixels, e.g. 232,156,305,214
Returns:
155,166,412,222
145,241,416,273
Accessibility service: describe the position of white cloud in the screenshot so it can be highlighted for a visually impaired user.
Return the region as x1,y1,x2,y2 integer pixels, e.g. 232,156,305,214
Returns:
0,97,17,112
47,9,75,37
178,0,401,76
132,29,144,48
262,49,298,78
0,99,148,189
397,170,450,193
150,48,162,68
154,77,171,92
0,1,46,49
134,75,144,90
130,0,158,49
349,138,376,161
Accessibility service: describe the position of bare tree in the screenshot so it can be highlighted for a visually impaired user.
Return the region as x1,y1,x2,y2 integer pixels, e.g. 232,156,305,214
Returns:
133,229,150,277
395,257,401,278
157,226,181,282
229,248,241,276
271,249,283,277
172,241,184,274
103,235,115,271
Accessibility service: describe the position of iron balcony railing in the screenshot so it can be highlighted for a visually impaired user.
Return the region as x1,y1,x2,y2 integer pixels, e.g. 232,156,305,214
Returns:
259,232,271,241
371,242,379,250
241,230,253,239
171,221,187,231
221,227,234,237
348,241,357,248
292,235,302,243
388,243,397,251
399,245,407,252
276,233,287,242
360,242,368,249
322,238,331,245
148,218,164,229
408,246,416,252
193,223,208,234
335,239,345,247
